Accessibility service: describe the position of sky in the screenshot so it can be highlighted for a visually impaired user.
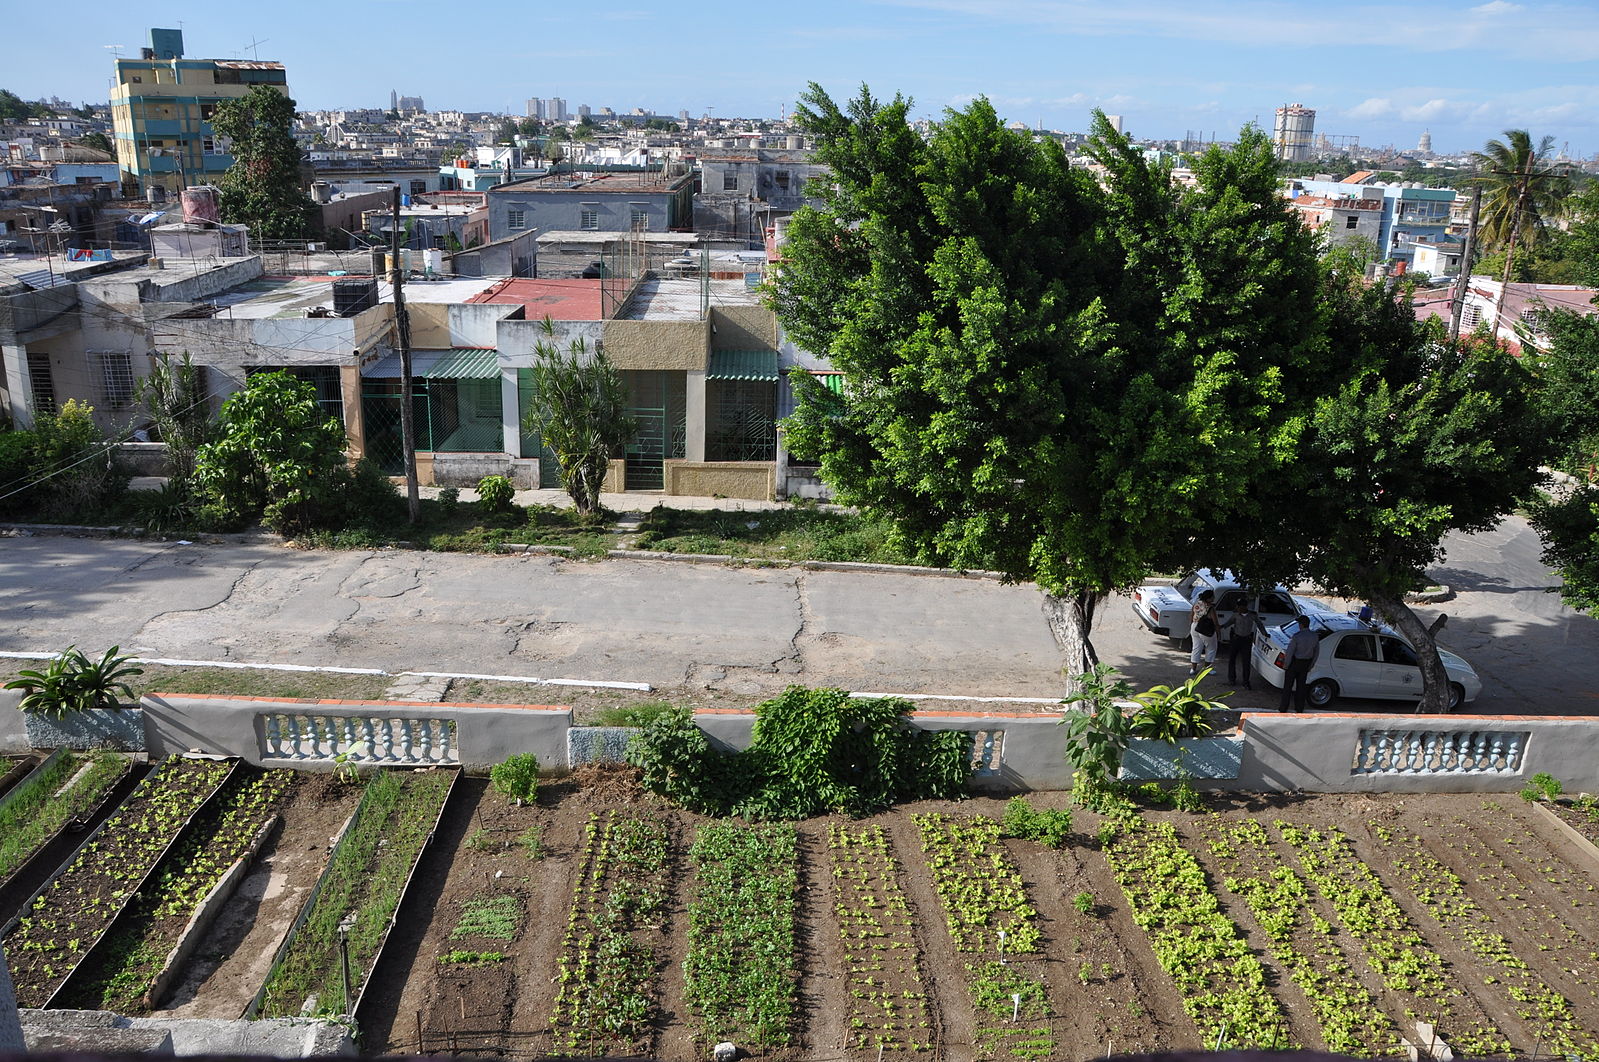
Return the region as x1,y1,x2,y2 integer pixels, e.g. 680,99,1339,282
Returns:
9,0,1599,159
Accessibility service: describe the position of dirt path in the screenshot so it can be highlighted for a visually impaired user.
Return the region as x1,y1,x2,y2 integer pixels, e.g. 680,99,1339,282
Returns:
157,775,361,1018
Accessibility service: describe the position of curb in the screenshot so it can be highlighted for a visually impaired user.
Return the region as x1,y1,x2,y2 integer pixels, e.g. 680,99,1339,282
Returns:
1405,585,1454,604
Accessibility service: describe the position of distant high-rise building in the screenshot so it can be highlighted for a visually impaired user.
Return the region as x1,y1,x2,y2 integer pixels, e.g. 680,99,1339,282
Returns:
110,27,290,195
526,97,542,118
549,97,567,121
1104,114,1124,135
578,104,591,119
1418,129,1433,155
398,95,423,112
599,107,615,119
1273,103,1315,162
390,89,398,112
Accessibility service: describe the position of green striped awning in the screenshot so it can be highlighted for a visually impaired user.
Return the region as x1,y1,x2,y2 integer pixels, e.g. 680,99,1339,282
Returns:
364,348,501,379
813,372,845,394
707,349,779,381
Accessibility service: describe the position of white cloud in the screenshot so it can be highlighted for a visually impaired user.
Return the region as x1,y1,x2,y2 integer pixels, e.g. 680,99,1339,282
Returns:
1470,1,1522,13
1402,98,1455,121
1348,97,1395,119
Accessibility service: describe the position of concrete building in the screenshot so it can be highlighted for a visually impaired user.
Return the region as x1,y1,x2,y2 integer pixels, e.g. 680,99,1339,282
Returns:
1410,239,1464,279
397,95,424,114
1285,193,1383,252
109,28,290,196
695,149,826,248
1273,103,1315,162
484,170,694,243
1413,278,1599,355
1288,177,1456,266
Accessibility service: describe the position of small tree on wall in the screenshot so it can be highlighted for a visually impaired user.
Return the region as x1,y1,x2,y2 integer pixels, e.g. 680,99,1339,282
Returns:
521,321,635,517
212,85,317,240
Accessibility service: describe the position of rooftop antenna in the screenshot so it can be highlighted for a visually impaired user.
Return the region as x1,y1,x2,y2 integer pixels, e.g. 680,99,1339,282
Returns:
241,36,269,60
104,44,125,58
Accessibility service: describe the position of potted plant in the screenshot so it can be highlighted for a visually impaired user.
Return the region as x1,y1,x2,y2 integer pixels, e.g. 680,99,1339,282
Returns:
1121,669,1241,781
5,646,145,750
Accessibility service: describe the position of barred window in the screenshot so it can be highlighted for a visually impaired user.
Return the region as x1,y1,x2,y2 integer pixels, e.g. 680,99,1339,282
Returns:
98,352,135,410
507,209,526,230
579,208,599,230
721,171,738,191
26,350,56,415
629,208,648,230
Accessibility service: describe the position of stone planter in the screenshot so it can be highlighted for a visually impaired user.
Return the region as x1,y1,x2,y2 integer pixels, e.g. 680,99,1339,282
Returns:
567,726,638,767
1119,736,1242,781
23,707,146,751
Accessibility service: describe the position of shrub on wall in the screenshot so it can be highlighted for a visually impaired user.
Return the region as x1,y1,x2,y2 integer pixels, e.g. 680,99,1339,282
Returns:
627,686,971,819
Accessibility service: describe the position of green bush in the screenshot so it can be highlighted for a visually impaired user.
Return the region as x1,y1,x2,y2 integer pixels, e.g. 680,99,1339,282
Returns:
626,686,972,819
490,752,540,803
1521,771,1563,802
476,474,515,514
12,402,129,522
1000,797,1074,848
5,645,143,718
437,486,460,514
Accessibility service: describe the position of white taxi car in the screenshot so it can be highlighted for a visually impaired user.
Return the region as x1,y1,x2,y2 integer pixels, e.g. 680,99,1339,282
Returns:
1251,611,1482,711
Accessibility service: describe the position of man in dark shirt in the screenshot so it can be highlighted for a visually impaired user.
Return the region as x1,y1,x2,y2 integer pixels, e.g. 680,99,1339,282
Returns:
1279,616,1320,712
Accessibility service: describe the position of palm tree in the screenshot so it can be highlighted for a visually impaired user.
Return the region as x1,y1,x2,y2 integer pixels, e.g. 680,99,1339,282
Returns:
1471,130,1570,291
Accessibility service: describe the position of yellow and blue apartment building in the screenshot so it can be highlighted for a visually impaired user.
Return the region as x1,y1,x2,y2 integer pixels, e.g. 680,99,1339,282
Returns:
110,28,289,196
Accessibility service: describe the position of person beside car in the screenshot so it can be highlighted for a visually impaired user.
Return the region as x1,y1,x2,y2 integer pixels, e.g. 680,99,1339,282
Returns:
1226,602,1257,689
1279,615,1320,712
1189,590,1219,678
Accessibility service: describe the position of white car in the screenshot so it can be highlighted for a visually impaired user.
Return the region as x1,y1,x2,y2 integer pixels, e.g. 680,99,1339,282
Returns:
1131,568,1323,647
1251,611,1482,711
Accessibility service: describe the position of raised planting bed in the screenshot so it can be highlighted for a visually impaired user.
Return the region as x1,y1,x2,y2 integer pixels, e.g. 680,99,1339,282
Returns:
3,755,234,1007
547,810,673,1056
56,768,296,1013
0,755,40,800
826,822,935,1052
1102,817,1291,1049
683,822,799,1049
914,813,1054,1060
254,768,455,1020
0,750,130,891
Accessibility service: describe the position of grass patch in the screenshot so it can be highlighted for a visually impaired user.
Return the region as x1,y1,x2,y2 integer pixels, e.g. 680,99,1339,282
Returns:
0,663,393,703
587,701,679,728
631,506,945,566
0,752,128,882
450,895,522,941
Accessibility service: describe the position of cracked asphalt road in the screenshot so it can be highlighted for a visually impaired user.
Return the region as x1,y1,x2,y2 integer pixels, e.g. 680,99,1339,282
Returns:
2,514,1594,713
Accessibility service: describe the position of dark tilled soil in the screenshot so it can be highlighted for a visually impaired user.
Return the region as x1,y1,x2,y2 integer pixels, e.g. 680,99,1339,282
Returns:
353,788,1599,1061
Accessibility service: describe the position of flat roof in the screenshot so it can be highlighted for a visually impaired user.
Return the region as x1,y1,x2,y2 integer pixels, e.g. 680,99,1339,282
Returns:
619,277,761,320
536,230,699,246
491,171,691,196
466,277,605,320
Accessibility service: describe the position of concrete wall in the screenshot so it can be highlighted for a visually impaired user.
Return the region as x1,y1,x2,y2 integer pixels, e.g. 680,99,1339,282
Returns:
663,460,774,501
602,318,708,371
0,689,25,754
710,305,778,352
405,301,515,349
137,694,572,772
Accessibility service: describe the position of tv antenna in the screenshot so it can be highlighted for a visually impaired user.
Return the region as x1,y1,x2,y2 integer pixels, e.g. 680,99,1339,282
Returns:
241,36,269,60
104,44,125,58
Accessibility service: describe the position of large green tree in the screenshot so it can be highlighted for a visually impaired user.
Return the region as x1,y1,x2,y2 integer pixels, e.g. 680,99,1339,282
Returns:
1282,281,1553,710
1471,130,1571,290
521,322,635,517
772,86,1332,681
212,85,316,240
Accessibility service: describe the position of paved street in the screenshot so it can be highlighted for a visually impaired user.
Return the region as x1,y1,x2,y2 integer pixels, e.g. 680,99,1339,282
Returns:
1,514,1595,715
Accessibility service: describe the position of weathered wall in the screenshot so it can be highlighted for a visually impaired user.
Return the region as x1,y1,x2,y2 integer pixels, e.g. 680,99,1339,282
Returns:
496,319,604,367
405,301,513,349
710,305,778,352
0,689,25,753
602,319,709,370
663,460,774,501
137,694,572,772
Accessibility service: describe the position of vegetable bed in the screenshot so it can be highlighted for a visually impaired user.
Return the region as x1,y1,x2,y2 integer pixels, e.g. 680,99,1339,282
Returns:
256,768,454,1019
4,755,233,1007
57,768,296,1013
0,750,130,888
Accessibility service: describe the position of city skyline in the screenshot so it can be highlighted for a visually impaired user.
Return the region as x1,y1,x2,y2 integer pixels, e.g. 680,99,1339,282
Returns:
7,0,1599,158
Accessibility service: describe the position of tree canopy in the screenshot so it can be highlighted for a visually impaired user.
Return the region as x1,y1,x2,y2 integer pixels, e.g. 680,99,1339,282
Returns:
212,85,317,240
1472,130,1571,288
521,322,635,517
771,85,1336,679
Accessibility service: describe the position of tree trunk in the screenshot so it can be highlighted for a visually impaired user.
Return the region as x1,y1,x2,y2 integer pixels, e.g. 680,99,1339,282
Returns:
1041,589,1103,695
1370,593,1453,713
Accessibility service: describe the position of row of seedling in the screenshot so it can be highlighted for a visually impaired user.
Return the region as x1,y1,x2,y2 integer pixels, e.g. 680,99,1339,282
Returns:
914,813,1054,1061
683,822,800,1049
548,810,672,1055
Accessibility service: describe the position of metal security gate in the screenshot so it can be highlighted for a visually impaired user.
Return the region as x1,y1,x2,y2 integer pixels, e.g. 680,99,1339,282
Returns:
621,371,686,491
518,370,568,488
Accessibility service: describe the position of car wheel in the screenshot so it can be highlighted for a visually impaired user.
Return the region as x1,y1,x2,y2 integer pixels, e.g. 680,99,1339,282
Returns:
1446,682,1465,712
1307,679,1337,709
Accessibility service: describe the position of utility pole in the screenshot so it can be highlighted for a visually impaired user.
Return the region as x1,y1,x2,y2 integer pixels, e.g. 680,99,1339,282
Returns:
1448,184,1482,342
390,186,420,523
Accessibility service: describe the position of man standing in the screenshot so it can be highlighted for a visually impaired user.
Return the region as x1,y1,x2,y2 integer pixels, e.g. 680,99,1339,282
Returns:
1280,615,1320,712
1227,601,1258,689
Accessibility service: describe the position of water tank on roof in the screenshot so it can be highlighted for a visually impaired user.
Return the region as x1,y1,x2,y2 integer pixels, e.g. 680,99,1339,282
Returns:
333,277,380,317
182,185,220,224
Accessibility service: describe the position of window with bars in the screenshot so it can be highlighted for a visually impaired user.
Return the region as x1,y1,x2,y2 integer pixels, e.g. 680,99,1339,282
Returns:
97,352,135,410
721,170,738,191
579,208,599,230
246,365,344,425
1462,304,1483,329
507,209,526,230
629,207,648,230
26,351,56,415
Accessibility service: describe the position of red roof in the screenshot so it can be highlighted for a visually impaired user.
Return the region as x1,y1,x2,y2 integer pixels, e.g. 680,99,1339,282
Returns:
466,278,604,320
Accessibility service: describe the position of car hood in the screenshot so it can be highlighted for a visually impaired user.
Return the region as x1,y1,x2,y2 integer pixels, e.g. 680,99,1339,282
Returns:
1439,649,1476,675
